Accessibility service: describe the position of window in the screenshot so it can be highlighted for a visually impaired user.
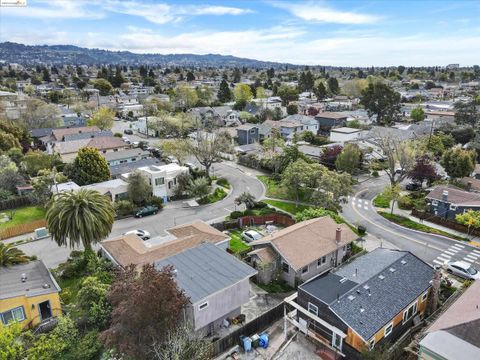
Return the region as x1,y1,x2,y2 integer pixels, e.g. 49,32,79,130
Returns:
301,265,309,274
307,302,318,316
450,204,457,211
199,302,208,310
432,200,438,206
332,333,342,350
282,262,289,273
421,291,428,302
317,256,327,267
1,306,26,325
384,322,393,337
155,177,165,186
402,302,417,324
369,338,375,350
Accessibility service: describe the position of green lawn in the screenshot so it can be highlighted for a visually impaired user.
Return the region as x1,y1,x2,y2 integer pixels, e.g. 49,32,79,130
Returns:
228,230,252,254
0,206,46,230
257,175,290,200
373,193,391,208
379,212,467,241
262,199,310,215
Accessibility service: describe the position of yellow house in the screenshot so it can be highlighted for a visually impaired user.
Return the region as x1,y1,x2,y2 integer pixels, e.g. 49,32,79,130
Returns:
0,261,62,329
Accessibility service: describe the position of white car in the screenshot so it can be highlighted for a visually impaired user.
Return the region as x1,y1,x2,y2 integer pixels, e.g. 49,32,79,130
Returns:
124,229,151,240
242,230,263,243
445,260,480,280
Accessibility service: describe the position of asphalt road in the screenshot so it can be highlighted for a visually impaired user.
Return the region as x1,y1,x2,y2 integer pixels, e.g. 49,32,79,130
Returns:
341,175,480,269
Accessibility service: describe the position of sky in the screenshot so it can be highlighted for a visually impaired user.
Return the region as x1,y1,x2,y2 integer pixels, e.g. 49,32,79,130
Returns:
1,0,479,66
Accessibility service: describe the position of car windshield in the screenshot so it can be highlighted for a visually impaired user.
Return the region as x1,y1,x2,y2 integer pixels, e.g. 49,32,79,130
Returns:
467,266,478,275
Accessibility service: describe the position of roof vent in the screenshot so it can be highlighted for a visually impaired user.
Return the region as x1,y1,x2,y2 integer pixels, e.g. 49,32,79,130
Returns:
348,295,356,301
378,275,385,280
21,273,27,282
363,284,370,290
42,283,51,289
339,277,348,283
401,260,407,265
360,307,365,313
389,267,396,273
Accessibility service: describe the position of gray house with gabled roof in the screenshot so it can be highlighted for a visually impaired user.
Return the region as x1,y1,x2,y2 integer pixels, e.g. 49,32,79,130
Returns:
285,248,433,358
154,242,256,336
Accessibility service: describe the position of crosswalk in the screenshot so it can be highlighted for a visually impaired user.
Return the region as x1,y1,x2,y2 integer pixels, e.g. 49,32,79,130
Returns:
348,196,369,211
432,243,480,267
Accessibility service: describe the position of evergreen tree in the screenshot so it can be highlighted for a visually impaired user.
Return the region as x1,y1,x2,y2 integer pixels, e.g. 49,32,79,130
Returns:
217,79,232,103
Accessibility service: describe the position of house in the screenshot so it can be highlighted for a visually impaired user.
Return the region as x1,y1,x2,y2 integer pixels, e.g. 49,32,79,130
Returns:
329,127,365,143
102,148,151,167
282,114,319,134
248,217,358,287
109,158,165,179
236,123,260,145
298,144,323,161
100,220,230,267
49,126,100,142
0,261,62,329
263,119,304,140
53,136,128,162
418,279,480,360
52,181,80,194
154,242,256,336
285,248,433,357
458,177,480,193
122,163,188,202
315,112,348,133
83,179,128,202
188,107,223,128
425,185,480,220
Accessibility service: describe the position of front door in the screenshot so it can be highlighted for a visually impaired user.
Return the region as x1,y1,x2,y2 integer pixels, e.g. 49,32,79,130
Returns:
38,300,52,321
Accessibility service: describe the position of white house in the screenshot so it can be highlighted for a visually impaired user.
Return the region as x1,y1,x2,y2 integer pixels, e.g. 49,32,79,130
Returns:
329,127,365,143
83,179,129,202
122,163,189,202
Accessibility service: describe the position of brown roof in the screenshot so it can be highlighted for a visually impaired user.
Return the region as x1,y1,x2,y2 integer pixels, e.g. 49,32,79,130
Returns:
101,220,229,267
316,111,348,120
251,217,357,271
51,126,100,141
87,136,126,151
426,185,480,206
427,280,480,333
459,177,480,192
248,247,277,264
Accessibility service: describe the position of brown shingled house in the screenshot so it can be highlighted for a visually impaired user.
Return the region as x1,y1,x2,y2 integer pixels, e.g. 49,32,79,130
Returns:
248,217,358,287
100,220,230,267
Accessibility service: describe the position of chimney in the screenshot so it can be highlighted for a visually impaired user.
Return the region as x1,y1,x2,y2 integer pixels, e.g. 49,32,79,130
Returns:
467,182,472,191
336,227,342,243
442,190,448,202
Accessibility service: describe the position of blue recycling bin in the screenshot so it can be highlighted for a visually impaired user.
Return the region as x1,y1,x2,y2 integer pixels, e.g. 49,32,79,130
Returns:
240,335,252,352
259,333,269,348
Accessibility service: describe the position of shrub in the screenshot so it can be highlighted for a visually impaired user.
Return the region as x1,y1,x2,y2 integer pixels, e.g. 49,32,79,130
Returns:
371,170,379,177
216,177,230,189
230,211,244,219
398,195,413,210
113,132,122,137
243,209,254,216
253,201,268,209
198,187,227,205
373,194,391,208
147,195,164,209
357,225,366,235
259,207,276,215
114,200,134,216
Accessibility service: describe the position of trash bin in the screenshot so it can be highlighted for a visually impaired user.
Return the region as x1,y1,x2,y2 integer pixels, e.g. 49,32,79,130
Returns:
259,333,269,348
240,335,252,352
251,334,260,348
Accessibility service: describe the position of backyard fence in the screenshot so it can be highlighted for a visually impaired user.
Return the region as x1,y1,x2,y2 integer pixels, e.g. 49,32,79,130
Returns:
209,302,284,357
0,219,47,240
411,209,480,237
0,196,34,211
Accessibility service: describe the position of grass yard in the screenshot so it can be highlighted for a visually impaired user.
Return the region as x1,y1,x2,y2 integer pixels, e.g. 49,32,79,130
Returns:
0,206,46,230
379,212,467,241
257,175,290,200
373,193,391,208
262,199,310,215
228,230,252,254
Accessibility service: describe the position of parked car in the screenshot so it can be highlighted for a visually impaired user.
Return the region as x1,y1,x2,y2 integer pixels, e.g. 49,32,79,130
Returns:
445,260,480,280
132,141,140,147
406,182,422,191
134,205,159,218
242,230,263,243
124,229,151,240
166,155,179,164
122,136,131,144
124,129,133,135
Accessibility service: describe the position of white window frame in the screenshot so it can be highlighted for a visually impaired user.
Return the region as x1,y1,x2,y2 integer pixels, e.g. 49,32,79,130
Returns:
402,301,418,324
449,204,457,211
1,306,26,325
198,302,209,310
307,302,318,316
369,338,375,350
432,200,438,206
421,291,428,302
384,322,393,337
301,265,309,274
332,332,343,350
155,177,165,186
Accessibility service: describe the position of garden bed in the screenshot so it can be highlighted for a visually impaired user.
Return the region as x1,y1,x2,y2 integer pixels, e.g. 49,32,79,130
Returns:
198,187,227,205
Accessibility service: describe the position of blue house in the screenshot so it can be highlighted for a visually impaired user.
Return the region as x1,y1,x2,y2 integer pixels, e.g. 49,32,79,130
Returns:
236,124,259,145
425,185,480,220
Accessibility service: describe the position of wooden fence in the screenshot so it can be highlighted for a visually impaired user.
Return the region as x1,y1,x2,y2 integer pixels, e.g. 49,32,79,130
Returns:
0,219,47,240
411,209,480,237
209,302,284,357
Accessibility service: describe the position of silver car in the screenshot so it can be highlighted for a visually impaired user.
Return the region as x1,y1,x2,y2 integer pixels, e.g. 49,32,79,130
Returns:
241,230,262,243
446,261,480,280
124,229,151,241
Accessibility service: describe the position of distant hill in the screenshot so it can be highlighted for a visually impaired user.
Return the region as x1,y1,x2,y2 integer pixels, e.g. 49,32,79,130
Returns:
0,42,296,68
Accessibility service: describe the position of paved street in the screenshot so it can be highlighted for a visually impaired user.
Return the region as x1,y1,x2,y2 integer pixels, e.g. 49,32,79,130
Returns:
341,175,480,268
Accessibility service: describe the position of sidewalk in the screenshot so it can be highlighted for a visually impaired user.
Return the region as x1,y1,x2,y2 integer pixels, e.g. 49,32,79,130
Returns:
356,233,399,252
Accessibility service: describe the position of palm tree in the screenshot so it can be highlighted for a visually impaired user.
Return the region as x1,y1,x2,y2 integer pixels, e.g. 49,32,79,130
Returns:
0,243,29,267
46,189,115,252
235,192,256,210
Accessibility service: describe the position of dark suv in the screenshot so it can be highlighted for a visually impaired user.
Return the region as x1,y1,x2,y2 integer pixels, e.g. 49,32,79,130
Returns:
134,205,159,218
124,129,133,135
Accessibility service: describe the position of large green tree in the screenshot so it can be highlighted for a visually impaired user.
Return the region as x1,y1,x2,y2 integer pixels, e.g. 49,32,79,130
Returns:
66,147,110,185
88,107,115,130
127,170,151,206
440,147,476,179
233,83,253,103
217,79,232,103
46,189,115,252
360,83,401,125
335,143,362,175
92,78,113,96
454,101,479,127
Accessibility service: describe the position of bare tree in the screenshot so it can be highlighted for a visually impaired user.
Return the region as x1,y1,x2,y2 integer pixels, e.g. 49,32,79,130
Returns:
150,326,211,360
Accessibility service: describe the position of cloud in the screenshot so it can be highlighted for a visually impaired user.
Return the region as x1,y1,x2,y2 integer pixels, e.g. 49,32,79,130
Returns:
273,1,381,24
1,0,105,19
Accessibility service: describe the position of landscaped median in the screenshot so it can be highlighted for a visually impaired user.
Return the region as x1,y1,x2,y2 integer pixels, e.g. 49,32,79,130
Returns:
378,212,467,241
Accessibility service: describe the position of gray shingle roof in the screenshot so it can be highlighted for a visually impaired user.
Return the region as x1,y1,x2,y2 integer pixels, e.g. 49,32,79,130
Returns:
110,158,165,177
301,249,433,341
102,148,151,162
63,130,113,141
0,261,60,300
154,242,256,304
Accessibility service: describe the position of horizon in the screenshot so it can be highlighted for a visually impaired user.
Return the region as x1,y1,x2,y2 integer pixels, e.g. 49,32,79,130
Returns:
0,1,479,66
